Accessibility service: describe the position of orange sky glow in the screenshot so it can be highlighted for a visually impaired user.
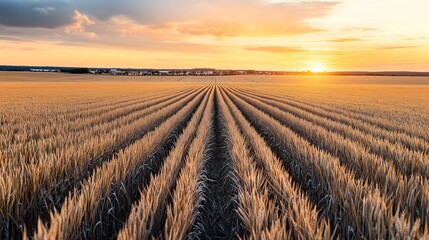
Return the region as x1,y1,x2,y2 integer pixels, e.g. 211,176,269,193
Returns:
0,0,428,71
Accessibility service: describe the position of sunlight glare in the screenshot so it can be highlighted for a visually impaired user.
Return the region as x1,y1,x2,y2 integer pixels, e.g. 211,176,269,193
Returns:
311,64,326,73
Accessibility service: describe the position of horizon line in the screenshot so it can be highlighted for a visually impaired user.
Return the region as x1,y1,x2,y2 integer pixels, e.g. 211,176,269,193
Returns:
1,64,428,74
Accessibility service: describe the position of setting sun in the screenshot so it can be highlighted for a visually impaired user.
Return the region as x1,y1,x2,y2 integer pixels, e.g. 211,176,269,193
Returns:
311,64,326,73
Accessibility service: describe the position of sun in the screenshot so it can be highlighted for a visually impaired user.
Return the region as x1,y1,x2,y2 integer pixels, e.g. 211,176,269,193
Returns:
311,64,326,73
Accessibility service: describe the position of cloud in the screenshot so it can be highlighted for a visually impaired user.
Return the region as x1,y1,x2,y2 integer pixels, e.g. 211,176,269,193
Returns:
0,0,339,56
74,0,198,25
0,0,338,36
402,37,426,41
66,11,97,39
326,37,362,42
0,34,25,42
342,27,375,32
173,1,338,36
246,46,306,53
0,0,75,28
376,45,417,50
33,7,56,15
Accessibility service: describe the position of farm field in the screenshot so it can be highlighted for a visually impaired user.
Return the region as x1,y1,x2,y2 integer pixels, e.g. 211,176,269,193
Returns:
1,72,429,239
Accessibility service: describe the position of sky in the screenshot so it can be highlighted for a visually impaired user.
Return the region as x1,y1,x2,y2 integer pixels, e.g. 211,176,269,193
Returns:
0,0,428,71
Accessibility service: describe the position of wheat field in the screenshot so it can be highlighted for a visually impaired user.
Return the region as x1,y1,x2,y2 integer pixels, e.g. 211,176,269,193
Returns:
1,73,429,239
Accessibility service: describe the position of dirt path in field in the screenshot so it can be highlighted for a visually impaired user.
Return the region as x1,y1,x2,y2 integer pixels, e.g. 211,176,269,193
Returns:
196,90,239,239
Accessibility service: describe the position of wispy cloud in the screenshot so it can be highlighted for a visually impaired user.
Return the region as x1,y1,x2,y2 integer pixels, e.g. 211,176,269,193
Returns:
326,38,362,42
0,0,339,52
173,1,337,36
342,27,375,32
0,0,74,28
0,0,338,35
65,11,97,39
246,46,306,53
402,37,426,41
376,45,417,50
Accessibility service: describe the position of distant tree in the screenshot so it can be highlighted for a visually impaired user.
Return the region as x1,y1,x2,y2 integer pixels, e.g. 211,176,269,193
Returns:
63,68,90,74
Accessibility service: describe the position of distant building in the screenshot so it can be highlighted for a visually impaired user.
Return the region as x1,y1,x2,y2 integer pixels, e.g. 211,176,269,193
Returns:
110,69,126,75
85,68,271,76
30,69,60,72
127,71,141,76
159,70,170,75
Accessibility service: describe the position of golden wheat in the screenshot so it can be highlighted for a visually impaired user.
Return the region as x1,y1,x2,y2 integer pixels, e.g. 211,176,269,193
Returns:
220,88,331,239
32,89,208,239
0,74,428,239
117,87,212,239
222,86,425,238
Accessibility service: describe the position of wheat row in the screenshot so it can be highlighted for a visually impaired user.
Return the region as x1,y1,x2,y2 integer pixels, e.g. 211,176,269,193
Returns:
1,81,428,239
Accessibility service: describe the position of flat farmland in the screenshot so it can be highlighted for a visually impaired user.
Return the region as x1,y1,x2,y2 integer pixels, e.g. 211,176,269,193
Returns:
1,72,429,239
